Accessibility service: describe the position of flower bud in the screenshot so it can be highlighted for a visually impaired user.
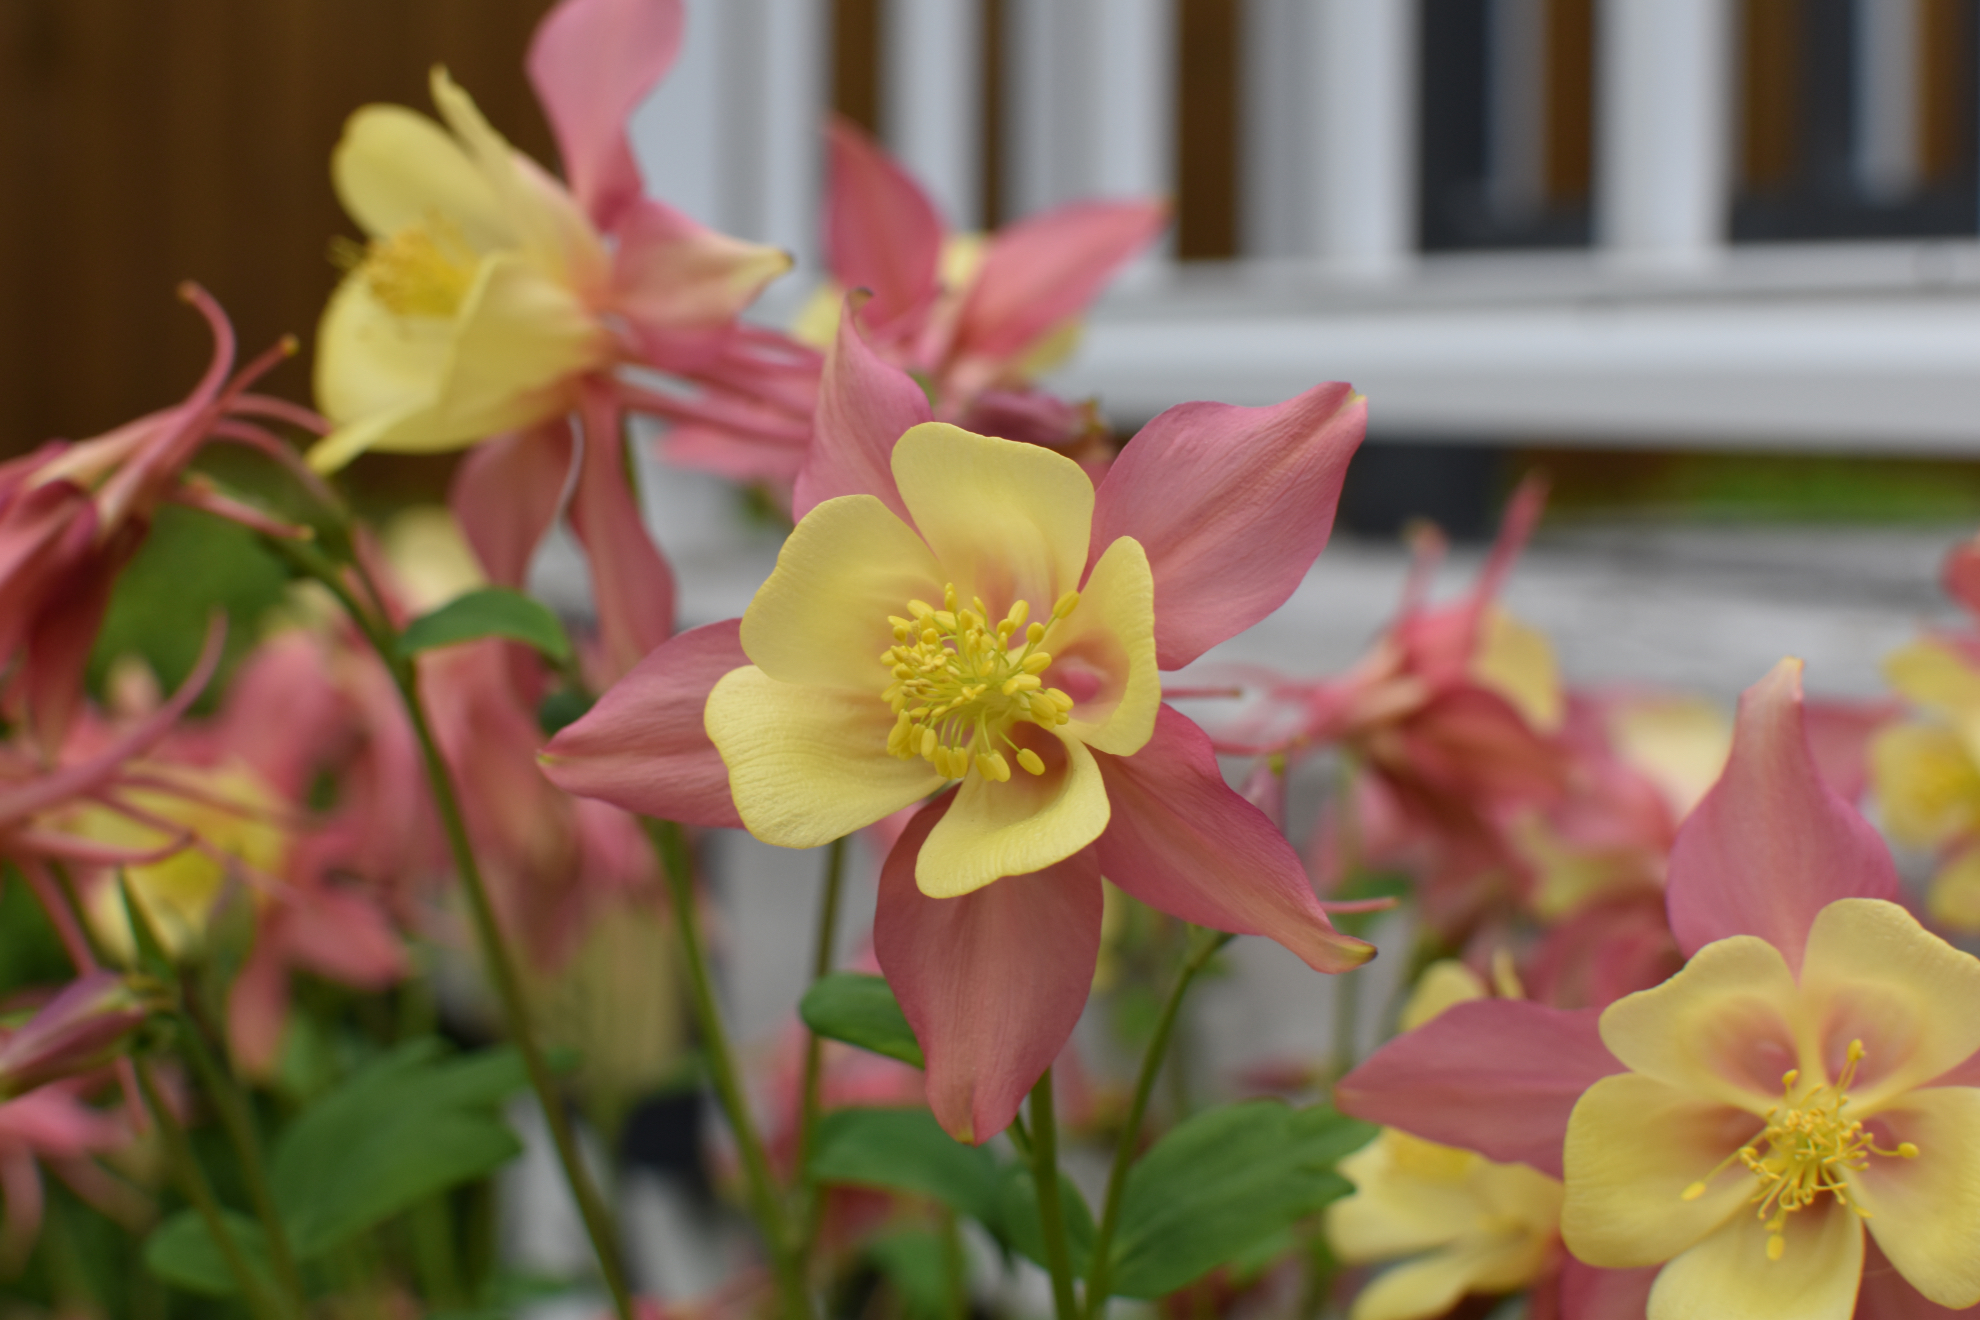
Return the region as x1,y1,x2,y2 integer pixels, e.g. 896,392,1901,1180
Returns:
0,970,166,1099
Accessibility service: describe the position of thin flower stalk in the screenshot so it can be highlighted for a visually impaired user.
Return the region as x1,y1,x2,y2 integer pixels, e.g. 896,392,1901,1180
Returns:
1029,1068,1079,1320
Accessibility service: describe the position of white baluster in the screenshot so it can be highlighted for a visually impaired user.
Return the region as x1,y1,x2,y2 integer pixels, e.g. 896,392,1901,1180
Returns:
884,0,983,229
1595,0,1735,266
1856,0,1922,201
1245,0,1309,257
755,0,830,266
628,0,725,227
1089,0,1175,203
1309,0,1419,276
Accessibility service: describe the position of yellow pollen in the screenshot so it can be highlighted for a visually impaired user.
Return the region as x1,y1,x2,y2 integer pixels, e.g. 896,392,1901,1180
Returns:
881,581,1078,782
1679,1040,1918,1263
337,214,480,319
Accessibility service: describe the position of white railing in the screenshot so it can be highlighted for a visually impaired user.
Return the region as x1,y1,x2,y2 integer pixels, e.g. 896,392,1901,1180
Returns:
629,0,1980,453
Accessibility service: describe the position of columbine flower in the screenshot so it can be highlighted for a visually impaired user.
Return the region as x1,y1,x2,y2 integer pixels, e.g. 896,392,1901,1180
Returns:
545,309,1371,1141
1340,658,1979,1319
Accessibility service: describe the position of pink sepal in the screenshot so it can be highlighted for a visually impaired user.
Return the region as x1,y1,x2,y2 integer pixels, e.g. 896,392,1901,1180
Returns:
1665,659,1900,970
1803,694,1902,805
948,198,1168,378
572,382,674,684
451,421,574,589
539,620,745,829
1334,999,1620,1179
527,0,684,231
1554,1259,1658,1320
791,298,930,525
824,118,943,341
1089,384,1364,669
874,794,1103,1145
1092,707,1372,974
1857,1238,1970,1318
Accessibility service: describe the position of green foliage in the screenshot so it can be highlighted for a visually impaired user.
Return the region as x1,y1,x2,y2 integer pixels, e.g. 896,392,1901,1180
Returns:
0,867,77,991
808,1107,1000,1225
996,1163,1094,1277
1102,1101,1371,1299
800,972,925,1069
397,588,573,665
143,1210,274,1297
144,1039,530,1297
1328,872,1412,938
89,504,289,701
866,1228,960,1320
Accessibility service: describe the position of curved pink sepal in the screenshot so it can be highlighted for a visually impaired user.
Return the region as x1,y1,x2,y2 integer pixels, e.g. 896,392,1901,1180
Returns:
874,794,1103,1145
951,198,1168,370
1552,1259,1659,1320
450,421,573,588
527,0,684,230
1090,384,1364,669
1093,706,1373,973
539,619,745,829
1334,999,1620,1179
824,118,943,339
1665,658,1900,969
572,383,674,683
791,298,929,524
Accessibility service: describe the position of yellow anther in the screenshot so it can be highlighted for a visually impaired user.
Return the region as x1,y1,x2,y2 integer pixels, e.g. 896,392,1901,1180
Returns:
351,216,480,319
1021,652,1052,674
976,751,1012,782
1681,1182,1707,1202
1052,590,1080,619
943,585,958,610
1005,601,1030,630
1002,673,1042,696
934,610,958,631
1026,622,1046,644
1016,748,1046,776
909,599,934,618
1767,1234,1785,1262
1898,1142,1919,1158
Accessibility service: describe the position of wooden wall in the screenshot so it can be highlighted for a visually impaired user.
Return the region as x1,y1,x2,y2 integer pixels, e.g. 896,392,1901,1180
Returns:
0,0,558,455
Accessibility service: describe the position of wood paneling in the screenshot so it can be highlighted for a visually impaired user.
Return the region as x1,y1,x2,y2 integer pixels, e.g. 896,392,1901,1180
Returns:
1174,0,1241,260
1920,0,1971,181
831,0,882,135
1740,0,1802,190
1544,0,1594,203
0,0,558,456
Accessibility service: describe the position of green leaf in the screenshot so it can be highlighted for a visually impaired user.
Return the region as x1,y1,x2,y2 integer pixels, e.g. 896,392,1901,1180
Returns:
143,1209,272,1297
799,973,924,1069
808,1107,1001,1225
866,1229,959,1320
1103,1101,1363,1299
398,588,572,665
269,1039,531,1258
996,1163,1094,1277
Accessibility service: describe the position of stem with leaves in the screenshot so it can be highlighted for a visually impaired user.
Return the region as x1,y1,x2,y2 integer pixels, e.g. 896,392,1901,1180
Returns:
644,818,811,1318
795,837,847,1231
1083,928,1233,1315
262,535,635,1320
1029,1068,1080,1320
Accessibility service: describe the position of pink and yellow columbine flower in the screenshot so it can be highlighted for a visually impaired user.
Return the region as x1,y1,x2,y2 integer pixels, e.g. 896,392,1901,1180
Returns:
545,307,1372,1141
1341,659,1980,1319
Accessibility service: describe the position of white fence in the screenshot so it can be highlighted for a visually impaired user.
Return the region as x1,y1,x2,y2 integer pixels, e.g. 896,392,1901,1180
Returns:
629,0,1980,453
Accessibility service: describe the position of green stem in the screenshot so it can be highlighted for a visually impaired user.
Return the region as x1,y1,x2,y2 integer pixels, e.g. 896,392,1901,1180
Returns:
940,1205,968,1320
1028,1068,1079,1320
795,838,848,1222
267,535,636,1320
645,819,811,1319
1083,929,1232,1316
175,1005,308,1312
134,1059,292,1320
1330,962,1362,1085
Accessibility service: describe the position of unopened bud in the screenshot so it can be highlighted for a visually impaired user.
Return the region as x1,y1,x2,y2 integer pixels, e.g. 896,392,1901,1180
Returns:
0,970,166,1099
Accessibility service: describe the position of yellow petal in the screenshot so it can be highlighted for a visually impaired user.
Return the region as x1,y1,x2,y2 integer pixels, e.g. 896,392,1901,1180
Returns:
1598,935,1801,1111
307,397,436,474
705,666,943,848
1330,1135,1489,1263
1795,898,1980,1109
789,280,844,349
313,273,451,426
1607,694,1732,819
1052,535,1157,756
890,423,1093,611
914,729,1108,897
1927,845,1980,934
739,495,943,693
433,251,609,434
1398,961,1488,1031
1470,606,1563,733
332,104,512,249
1562,1073,1760,1268
1647,1200,1861,1320
1885,638,1980,744
1853,1086,1980,1308
1869,722,1980,848
428,68,607,290
1346,1243,1507,1320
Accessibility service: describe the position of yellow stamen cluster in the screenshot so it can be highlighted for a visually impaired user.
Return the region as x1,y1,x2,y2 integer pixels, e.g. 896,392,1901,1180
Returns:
335,214,480,319
882,583,1079,782
1681,1040,1918,1262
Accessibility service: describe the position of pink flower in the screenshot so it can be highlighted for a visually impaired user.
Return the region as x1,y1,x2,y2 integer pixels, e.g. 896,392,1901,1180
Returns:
0,1080,150,1275
545,309,1371,1142
1339,659,1978,1319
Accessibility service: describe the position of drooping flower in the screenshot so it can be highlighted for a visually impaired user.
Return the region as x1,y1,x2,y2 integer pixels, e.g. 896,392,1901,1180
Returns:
1339,658,1980,1319
0,1079,152,1275
545,307,1371,1141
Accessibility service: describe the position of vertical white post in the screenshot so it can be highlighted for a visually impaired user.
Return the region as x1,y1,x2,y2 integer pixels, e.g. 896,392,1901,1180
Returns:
628,0,725,228
1090,0,1176,202
1245,0,1309,256
755,0,829,266
1310,0,1419,276
1856,0,1922,200
883,0,983,229
1595,0,1735,266
1004,0,1073,218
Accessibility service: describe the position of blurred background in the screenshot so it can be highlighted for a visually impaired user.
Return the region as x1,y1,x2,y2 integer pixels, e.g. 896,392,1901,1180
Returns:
12,0,1980,537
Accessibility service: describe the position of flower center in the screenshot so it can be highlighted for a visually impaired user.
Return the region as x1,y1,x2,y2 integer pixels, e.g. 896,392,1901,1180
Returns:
335,214,479,319
881,583,1079,782
1681,1040,1918,1262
